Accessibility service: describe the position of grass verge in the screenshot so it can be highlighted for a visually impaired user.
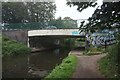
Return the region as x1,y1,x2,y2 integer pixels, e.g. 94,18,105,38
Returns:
98,56,118,78
98,44,119,78
44,55,78,79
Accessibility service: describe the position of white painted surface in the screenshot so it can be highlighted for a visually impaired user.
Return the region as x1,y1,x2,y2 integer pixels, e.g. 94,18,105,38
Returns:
28,29,85,37
27,37,30,47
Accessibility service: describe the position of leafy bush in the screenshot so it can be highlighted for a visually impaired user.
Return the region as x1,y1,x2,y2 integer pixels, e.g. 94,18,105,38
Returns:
99,34,120,78
106,44,118,65
99,52,119,78
44,55,78,79
2,36,31,57
99,56,117,78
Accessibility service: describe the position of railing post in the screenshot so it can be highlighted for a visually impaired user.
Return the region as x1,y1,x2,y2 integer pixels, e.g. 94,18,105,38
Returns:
27,37,30,48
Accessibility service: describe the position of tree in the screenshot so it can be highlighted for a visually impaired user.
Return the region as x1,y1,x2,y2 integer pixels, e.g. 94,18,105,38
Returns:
49,17,65,28
63,17,72,20
67,1,97,12
2,2,28,23
2,2,56,23
25,2,56,22
63,17,77,28
49,17,77,29
67,1,120,32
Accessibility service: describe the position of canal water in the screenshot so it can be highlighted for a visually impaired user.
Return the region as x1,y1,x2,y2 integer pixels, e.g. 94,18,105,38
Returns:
2,48,70,78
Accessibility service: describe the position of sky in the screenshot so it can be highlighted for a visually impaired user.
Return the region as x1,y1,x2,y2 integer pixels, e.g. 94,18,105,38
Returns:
55,0,103,20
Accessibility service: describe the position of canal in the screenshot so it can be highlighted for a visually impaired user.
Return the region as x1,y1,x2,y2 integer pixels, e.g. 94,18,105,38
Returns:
2,48,70,78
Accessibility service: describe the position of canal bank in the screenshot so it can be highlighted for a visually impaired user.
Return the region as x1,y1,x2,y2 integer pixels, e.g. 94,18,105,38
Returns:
2,35,78,78
44,47,85,78
2,48,70,78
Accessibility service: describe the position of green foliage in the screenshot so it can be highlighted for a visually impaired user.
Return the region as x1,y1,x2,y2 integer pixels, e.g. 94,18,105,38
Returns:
2,36,31,57
49,17,77,29
83,34,120,77
67,1,120,77
64,38,76,49
2,2,28,23
63,17,77,28
99,35,120,78
3,19,77,30
84,46,105,55
2,2,56,24
67,1,97,12
67,1,120,32
99,55,118,78
65,38,75,44
44,55,77,79
75,41,85,46
76,38,85,41
89,46,104,52
75,38,85,47
106,45,118,65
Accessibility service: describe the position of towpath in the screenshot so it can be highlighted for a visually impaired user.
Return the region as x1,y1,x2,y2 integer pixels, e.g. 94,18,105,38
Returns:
69,48,106,78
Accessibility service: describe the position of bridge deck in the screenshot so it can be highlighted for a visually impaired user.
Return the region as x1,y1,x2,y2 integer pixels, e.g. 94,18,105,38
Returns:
28,29,85,37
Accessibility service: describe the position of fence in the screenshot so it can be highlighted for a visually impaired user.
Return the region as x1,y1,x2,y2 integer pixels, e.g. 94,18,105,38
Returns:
2,20,78,30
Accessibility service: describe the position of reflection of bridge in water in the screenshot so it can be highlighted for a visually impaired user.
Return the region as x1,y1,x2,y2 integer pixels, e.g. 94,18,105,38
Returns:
28,29,86,48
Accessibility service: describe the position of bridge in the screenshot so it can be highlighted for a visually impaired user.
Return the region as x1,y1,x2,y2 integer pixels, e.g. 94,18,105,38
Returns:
28,29,85,37
27,29,86,47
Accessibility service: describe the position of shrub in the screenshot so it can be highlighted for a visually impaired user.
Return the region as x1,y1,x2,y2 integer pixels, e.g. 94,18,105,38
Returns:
99,34,120,78
2,36,31,57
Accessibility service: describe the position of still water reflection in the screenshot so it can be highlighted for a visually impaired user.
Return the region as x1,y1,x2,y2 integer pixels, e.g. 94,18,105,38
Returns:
2,48,70,78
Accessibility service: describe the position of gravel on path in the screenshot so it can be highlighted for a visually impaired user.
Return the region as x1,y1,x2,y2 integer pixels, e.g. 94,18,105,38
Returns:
71,51,106,78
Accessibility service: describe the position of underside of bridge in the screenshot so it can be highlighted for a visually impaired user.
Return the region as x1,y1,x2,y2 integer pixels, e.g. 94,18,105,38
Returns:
28,35,86,49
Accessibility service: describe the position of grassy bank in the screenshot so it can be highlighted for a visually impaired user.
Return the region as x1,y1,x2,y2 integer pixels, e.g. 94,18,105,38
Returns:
45,55,78,79
98,56,118,78
98,44,119,78
2,36,31,57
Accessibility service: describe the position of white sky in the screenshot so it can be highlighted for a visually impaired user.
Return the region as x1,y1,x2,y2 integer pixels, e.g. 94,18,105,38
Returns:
55,0,103,20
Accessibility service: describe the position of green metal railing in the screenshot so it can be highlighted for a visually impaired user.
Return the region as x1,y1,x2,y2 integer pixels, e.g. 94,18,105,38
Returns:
2,22,46,30
2,20,78,30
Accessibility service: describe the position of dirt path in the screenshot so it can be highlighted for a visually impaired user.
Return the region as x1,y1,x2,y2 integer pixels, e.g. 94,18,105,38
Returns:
70,50,106,78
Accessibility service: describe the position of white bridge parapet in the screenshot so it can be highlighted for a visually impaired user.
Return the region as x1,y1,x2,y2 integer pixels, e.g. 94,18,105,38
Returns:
28,29,85,37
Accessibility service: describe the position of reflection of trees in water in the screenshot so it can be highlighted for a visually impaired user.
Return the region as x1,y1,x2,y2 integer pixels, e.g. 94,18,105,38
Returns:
27,55,49,77
26,48,69,77
54,49,60,54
